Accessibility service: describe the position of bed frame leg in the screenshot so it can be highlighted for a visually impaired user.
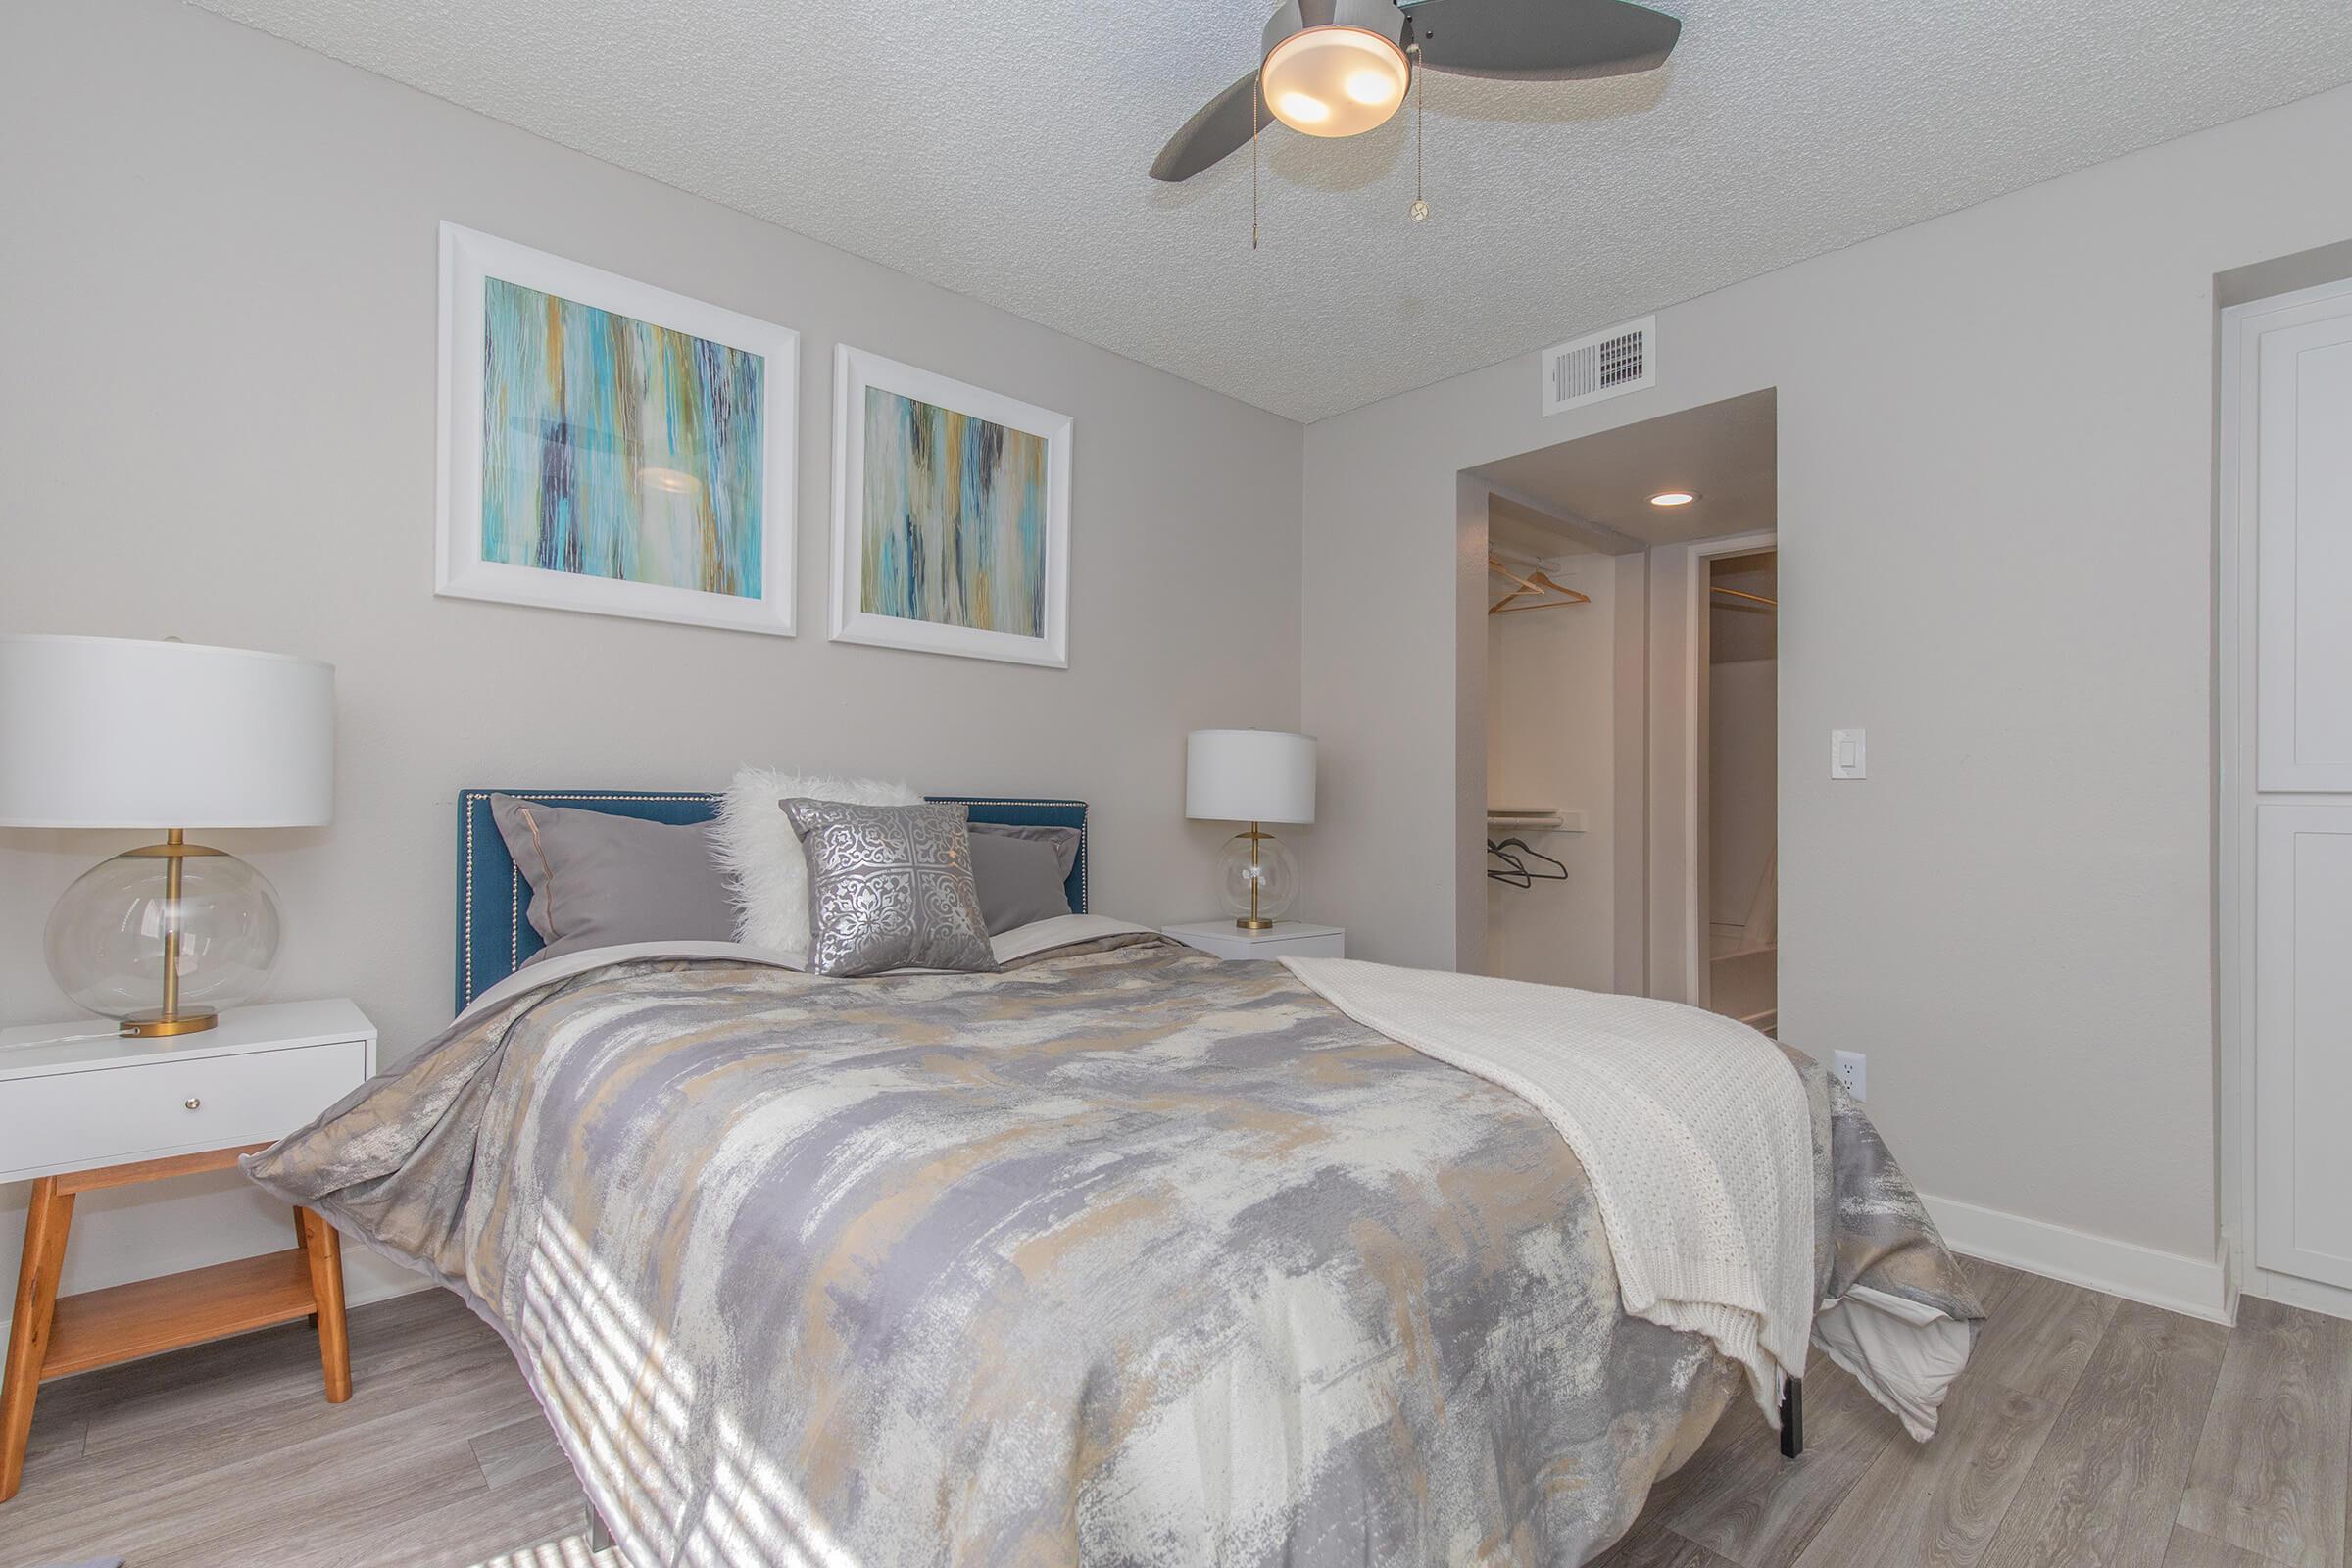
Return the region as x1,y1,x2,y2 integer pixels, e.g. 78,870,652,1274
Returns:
1779,1377,1804,1458
588,1504,615,1555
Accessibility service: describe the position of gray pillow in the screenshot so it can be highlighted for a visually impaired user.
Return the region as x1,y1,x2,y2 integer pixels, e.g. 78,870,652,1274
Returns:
966,823,1079,934
489,796,736,964
782,799,999,977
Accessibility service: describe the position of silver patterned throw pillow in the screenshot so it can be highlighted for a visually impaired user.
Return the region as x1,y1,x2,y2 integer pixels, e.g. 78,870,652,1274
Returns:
781,799,999,977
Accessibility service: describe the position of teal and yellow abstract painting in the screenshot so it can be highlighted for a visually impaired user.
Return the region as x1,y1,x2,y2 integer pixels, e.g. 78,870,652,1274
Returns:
480,278,763,598
859,388,1048,635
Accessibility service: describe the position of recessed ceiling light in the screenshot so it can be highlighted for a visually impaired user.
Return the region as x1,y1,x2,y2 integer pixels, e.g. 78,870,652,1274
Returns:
1649,490,1697,508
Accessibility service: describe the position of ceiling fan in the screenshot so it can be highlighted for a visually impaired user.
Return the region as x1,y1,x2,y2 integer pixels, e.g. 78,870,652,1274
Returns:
1151,0,1681,183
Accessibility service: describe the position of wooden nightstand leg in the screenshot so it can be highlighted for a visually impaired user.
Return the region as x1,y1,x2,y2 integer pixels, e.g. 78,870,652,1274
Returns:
295,1207,352,1404
1,1178,75,1504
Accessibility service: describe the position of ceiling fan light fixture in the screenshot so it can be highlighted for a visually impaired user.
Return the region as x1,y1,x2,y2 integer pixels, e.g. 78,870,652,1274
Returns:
1151,0,1685,186
1260,0,1410,139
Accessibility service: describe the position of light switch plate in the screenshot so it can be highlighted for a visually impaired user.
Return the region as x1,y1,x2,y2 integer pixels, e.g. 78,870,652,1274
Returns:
1831,728,1867,779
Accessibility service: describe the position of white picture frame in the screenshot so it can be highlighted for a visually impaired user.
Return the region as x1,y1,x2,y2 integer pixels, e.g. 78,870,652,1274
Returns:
829,344,1072,668
435,221,800,636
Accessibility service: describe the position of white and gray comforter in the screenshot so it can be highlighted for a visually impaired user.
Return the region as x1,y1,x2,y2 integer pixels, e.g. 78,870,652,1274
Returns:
247,930,1981,1567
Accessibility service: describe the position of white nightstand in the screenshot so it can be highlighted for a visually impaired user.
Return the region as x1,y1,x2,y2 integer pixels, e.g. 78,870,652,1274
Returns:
0,999,377,1503
1161,921,1346,960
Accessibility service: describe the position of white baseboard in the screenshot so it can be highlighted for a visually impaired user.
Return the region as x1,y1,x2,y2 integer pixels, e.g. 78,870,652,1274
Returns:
1922,1192,2232,1325
2241,1264,2352,1323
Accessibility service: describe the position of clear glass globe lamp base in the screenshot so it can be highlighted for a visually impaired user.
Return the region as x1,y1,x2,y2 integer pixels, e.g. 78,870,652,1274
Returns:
43,837,284,1037
1214,827,1299,930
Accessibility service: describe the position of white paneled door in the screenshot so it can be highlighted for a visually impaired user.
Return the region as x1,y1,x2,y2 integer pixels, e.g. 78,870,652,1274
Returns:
2257,808,2352,1289
2246,282,2352,1294
2258,305,2352,791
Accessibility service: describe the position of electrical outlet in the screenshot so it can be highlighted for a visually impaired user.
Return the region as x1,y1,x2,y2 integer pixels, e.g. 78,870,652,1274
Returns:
1833,1051,1867,1102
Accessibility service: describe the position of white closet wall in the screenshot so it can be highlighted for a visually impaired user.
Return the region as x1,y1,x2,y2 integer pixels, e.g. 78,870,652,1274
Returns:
1485,556,1617,990
1708,660,1778,938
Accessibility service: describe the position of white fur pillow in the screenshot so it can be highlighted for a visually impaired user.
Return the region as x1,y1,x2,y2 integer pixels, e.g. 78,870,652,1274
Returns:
712,766,923,953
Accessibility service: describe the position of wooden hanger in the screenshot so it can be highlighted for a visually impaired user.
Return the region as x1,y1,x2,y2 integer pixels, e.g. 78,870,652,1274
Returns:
1489,557,1591,614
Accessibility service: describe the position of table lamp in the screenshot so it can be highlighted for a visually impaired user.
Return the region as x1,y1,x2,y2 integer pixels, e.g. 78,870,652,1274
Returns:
0,634,334,1038
1185,729,1315,930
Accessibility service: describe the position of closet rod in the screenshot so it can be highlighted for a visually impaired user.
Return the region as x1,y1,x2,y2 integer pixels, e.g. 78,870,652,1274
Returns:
1711,585,1778,609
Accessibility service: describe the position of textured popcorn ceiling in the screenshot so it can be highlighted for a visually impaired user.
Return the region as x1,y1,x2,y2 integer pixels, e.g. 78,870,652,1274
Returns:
191,0,2352,422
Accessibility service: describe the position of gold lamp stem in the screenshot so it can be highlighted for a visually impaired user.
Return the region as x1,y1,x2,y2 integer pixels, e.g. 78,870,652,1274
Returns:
160,827,184,1021
121,827,219,1038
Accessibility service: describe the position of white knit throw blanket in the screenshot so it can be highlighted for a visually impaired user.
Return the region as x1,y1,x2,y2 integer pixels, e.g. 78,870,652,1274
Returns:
1285,957,1814,1424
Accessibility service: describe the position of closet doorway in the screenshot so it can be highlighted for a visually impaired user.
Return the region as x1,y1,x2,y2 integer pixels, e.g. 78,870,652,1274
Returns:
1465,389,1778,1012
1702,546,1778,1030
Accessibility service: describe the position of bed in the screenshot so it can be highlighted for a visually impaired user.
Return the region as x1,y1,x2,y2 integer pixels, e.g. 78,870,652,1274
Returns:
249,787,1982,1567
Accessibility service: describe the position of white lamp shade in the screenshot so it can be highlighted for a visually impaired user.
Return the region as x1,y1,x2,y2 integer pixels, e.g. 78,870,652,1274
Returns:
1186,729,1316,825
0,634,334,829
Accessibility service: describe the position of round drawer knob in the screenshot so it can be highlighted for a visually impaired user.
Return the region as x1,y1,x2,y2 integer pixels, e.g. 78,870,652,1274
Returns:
183,1096,202,1110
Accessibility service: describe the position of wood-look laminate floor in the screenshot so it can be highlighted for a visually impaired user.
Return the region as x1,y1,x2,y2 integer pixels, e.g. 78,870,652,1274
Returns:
6,1258,2347,1568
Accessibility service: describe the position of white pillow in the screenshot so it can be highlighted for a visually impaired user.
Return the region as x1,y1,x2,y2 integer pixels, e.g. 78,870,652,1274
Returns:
712,766,923,952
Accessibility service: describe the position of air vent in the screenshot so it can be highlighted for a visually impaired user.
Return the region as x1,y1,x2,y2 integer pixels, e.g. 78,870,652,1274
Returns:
1541,316,1656,416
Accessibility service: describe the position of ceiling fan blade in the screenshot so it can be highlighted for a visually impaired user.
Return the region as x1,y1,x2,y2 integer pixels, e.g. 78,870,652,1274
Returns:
1404,0,1681,81
1151,70,1267,183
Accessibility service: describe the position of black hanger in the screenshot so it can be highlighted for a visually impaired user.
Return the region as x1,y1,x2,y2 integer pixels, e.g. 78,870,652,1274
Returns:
1487,835,1567,885
1485,839,1530,886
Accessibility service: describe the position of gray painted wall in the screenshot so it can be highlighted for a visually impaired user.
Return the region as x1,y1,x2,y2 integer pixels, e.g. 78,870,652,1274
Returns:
0,1,1302,1304
1303,82,2352,1264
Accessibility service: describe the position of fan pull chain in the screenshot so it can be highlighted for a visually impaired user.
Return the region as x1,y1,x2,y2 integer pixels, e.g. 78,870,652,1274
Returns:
1251,74,1261,251
1410,44,1429,223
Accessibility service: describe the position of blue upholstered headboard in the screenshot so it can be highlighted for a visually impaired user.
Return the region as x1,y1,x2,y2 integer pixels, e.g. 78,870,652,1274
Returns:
455,790,1089,1012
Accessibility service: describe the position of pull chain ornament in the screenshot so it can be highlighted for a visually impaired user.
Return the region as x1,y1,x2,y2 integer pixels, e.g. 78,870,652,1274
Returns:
1251,74,1261,250
1410,43,1429,222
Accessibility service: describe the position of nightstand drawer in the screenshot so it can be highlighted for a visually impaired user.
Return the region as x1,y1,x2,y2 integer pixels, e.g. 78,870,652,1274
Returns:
1161,921,1346,960
1211,931,1345,959
0,1039,367,1183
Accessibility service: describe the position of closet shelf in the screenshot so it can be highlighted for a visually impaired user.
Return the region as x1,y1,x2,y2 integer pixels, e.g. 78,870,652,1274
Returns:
1486,808,1586,834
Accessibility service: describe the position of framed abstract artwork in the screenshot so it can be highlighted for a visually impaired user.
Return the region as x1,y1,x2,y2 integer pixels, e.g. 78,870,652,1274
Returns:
435,222,799,635
828,345,1072,667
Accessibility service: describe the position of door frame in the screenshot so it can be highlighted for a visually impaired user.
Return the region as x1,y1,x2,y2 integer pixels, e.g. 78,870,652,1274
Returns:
2218,274,2352,1321
1672,528,1778,1008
